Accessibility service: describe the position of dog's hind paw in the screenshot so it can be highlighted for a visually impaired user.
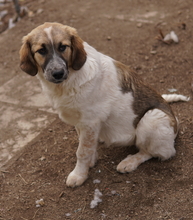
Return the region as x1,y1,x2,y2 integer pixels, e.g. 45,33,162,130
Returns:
116,155,138,173
66,171,88,187
116,152,152,173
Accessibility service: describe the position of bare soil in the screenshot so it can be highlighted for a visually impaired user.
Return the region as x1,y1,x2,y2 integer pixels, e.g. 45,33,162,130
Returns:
0,0,193,219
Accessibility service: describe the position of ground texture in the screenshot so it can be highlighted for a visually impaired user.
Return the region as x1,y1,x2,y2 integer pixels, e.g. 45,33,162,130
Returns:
0,0,193,219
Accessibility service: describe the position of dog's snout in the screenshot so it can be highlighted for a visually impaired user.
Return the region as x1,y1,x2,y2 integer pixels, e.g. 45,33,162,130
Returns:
52,70,64,80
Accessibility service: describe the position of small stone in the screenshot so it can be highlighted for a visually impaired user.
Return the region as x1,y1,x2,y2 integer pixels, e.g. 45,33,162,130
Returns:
28,11,35,17
111,190,117,195
116,15,124,20
39,156,46,161
150,50,157,55
137,23,142,28
93,179,101,184
107,36,111,41
37,8,43,14
168,88,177,93
65,213,71,217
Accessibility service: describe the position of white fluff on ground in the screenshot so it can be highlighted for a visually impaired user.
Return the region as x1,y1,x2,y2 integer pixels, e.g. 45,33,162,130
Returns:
90,189,103,209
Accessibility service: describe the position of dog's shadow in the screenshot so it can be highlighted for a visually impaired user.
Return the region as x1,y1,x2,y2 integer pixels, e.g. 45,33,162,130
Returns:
98,143,138,165
97,143,170,176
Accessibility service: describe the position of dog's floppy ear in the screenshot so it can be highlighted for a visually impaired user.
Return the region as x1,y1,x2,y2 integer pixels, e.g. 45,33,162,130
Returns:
71,34,87,70
19,36,38,76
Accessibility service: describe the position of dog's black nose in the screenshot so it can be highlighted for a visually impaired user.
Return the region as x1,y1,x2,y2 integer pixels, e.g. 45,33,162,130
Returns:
52,70,64,80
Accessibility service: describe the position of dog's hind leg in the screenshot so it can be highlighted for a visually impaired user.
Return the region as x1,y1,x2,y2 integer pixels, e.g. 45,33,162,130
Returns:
117,108,177,173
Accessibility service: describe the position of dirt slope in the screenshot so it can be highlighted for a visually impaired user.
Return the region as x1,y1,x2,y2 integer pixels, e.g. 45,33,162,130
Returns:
0,0,193,219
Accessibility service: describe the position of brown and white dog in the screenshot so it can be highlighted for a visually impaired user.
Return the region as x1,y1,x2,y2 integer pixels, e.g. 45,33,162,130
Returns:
20,22,189,187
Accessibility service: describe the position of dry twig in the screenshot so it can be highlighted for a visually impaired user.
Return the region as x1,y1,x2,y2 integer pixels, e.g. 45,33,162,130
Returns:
18,174,28,184
32,209,39,219
102,165,114,175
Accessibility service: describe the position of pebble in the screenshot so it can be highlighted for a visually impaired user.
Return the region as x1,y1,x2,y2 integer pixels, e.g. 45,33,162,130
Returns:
107,36,111,41
150,50,157,55
37,8,44,14
115,15,124,20
93,179,101,184
65,213,71,217
137,23,142,28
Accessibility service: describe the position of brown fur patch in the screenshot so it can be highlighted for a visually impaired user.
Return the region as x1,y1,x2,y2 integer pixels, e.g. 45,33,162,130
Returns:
114,60,178,132
71,35,87,70
19,36,38,76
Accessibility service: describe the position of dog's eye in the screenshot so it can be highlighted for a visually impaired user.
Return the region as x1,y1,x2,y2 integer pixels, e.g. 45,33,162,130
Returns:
58,44,67,52
37,48,47,55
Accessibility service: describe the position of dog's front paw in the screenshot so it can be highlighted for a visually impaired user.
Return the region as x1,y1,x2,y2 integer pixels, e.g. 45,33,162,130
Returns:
66,171,88,187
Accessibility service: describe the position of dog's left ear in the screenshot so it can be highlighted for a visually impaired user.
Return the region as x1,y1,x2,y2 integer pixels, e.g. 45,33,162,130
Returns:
19,36,38,76
71,35,87,70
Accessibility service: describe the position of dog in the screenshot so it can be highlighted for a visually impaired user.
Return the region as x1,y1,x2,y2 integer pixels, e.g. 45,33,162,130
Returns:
19,22,189,187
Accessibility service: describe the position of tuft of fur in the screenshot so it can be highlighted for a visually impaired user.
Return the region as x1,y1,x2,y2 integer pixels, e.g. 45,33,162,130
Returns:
90,189,103,209
162,94,190,103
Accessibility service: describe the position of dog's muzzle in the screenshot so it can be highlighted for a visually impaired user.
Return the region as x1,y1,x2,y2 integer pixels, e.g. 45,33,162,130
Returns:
44,55,68,84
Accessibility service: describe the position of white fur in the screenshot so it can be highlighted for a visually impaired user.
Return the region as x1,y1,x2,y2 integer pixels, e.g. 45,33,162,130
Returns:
36,41,188,187
44,27,54,45
162,94,190,102
90,189,103,208
136,109,176,159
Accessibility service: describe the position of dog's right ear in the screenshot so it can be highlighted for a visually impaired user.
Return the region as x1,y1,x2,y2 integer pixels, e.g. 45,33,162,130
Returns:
19,36,38,76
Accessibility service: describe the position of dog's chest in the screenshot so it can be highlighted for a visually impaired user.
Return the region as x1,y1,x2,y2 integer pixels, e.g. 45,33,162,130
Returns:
58,107,81,125
54,96,82,125
41,84,82,125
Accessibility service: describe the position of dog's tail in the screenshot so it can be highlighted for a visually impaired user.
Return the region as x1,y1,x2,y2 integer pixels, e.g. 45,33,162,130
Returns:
162,94,190,103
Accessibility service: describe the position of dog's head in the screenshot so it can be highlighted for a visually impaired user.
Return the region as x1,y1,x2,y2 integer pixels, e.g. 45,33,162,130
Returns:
19,22,87,84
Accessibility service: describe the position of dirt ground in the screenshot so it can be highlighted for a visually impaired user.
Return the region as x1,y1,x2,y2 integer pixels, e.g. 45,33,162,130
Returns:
0,0,193,219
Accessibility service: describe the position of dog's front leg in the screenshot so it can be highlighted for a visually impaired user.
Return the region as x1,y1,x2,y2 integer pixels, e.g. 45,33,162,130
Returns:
66,122,100,187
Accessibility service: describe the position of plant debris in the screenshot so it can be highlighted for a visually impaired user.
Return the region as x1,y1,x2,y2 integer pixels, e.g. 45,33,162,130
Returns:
35,199,44,208
156,29,179,44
